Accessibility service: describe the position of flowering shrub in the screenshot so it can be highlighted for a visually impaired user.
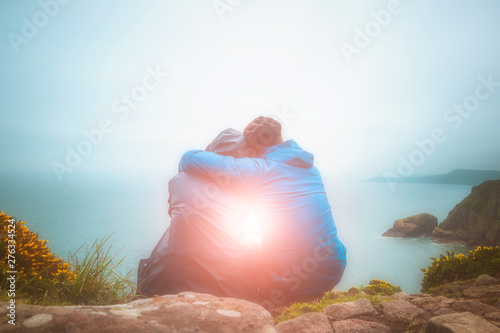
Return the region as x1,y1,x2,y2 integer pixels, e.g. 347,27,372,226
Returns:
0,212,76,300
0,212,76,282
362,279,401,296
421,246,500,293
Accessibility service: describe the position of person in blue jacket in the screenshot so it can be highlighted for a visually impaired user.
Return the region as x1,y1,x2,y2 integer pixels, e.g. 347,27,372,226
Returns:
179,117,347,305
137,129,259,299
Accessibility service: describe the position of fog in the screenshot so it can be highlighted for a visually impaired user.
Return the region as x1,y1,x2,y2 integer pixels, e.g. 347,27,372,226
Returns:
1,0,500,183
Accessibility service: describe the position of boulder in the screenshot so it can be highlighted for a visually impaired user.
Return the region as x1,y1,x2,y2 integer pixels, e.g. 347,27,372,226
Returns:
330,319,390,333
475,274,500,286
463,285,500,298
433,308,456,316
392,292,411,300
380,300,426,324
323,298,377,322
449,300,500,316
0,292,276,333
484,312,500,327
382,213,438,237
437,180,500,245
425,312,500,333
275,312,331,333
408,295,455,313
430,227,467,244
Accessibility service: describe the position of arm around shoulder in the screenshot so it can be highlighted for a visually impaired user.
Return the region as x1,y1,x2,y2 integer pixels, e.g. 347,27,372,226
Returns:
179,150,264,189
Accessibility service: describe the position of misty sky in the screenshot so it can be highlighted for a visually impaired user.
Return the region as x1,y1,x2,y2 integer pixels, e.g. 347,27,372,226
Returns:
1,0,499,183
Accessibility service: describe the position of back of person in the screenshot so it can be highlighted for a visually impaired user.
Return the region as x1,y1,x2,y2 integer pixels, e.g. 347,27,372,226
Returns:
179,139,347,304
137,129,258,299
252,140,346,303
138,172,256,299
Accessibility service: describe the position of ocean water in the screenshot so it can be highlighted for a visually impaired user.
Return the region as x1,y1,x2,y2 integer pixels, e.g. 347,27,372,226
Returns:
325,178,471,293
0,174,472,294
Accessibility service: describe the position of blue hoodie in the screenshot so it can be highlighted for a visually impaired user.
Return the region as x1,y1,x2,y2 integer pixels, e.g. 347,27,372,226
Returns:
180,140,346,303
137,129,258,299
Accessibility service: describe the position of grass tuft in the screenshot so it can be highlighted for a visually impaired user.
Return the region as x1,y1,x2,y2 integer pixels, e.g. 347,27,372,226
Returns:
65,234,136,305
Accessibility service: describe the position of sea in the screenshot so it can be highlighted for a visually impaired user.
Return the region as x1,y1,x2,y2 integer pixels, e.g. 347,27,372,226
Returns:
0,173,472,294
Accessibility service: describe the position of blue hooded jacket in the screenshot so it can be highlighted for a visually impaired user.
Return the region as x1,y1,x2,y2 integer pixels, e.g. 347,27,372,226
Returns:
180,140,346,303
137,129,258,299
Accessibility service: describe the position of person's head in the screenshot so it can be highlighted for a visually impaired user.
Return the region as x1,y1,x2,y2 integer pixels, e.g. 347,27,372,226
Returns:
243,116,283,156
205,128,253,158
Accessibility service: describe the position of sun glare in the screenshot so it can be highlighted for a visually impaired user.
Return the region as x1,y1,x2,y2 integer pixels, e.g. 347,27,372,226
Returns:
242,208,261,246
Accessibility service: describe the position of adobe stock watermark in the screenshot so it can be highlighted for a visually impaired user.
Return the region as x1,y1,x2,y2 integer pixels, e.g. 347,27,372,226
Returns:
271,105,297,126
51,65,168,182
339,0,411,64
7,0,71,54
6,218,17,326
383,74,500,191
212,0,243,21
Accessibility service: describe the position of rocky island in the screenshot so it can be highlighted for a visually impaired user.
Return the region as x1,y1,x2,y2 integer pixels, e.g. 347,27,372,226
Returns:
382,213,438,238
383,180,500,246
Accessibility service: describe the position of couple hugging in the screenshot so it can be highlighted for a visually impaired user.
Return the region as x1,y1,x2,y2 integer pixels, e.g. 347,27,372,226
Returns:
137,116,346,305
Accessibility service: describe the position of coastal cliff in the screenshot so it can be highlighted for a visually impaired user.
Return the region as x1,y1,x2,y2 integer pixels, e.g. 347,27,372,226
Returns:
433,180,500,246
382,180,500,246
369,169,500,185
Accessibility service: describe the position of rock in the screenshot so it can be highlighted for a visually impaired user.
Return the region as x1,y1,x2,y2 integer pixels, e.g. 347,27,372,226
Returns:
449,300,500,316
485,312,500,327
382,213,438,237
392,292,411,300
0,292,276,333
433,308,456,316
380,300,426,323
23,314,53,328
425,312,500,333
475,274,500,286
323,298,377,322
427,280,472,298
330,319,390,333
275,312,331,333
438,180,500,245
430,228,468,245
409,295,455,313
431,227,457,238
463,285,500,298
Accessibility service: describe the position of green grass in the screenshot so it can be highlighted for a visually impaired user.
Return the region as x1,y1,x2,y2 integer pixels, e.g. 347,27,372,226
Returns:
275,280,402,324
1,234,137,306
64,234,136,305
426,279,472,298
